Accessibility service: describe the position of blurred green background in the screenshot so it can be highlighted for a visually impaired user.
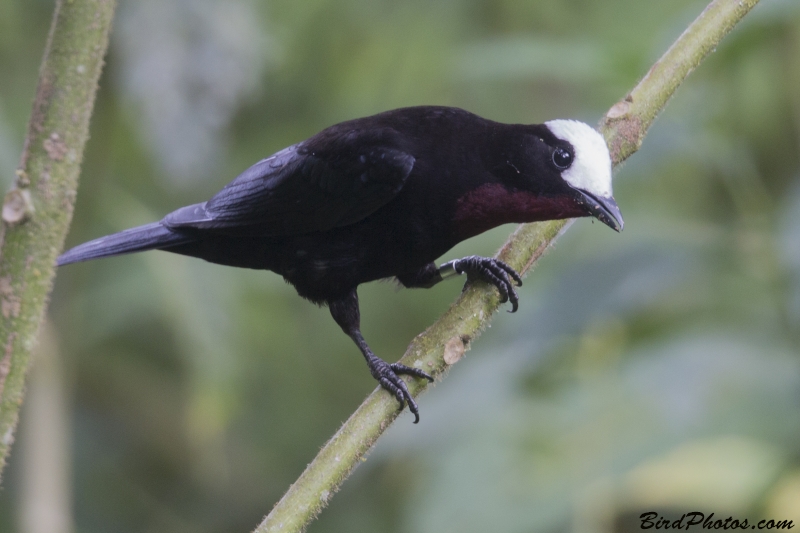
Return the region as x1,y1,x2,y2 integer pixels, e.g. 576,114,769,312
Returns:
1,0,799,531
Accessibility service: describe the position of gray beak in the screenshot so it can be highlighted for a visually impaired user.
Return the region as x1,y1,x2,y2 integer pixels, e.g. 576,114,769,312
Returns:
574,189,624,232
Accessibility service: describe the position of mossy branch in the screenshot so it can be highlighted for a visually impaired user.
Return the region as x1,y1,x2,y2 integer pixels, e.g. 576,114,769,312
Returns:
0,0,116,477
253,0,761,531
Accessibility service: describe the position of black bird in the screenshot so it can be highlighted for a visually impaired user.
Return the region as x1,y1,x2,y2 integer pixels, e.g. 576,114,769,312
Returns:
58,106,623,422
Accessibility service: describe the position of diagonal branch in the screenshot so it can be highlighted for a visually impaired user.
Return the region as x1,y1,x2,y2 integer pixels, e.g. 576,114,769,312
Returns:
0,0,117,477
254,0,762,531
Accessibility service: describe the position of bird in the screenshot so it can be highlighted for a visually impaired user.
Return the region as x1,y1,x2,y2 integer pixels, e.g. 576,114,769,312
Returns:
58,105,623,423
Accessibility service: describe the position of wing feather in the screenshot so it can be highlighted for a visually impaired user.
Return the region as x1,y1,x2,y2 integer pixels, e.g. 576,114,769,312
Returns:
162,127,414,236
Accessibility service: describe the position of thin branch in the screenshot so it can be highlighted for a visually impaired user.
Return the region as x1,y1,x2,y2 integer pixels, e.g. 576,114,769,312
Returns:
254,0,762,531
0,0,116,477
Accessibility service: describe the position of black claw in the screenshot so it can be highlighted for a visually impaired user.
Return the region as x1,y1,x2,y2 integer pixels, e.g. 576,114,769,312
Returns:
495,259,523,286
370,357,431,423
379,377,406,409
454,256,523,312
407,396,421,423
392,362,434,382
393,375,418,422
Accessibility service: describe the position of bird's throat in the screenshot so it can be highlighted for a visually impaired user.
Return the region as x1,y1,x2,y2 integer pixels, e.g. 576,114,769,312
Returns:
453,183,585,239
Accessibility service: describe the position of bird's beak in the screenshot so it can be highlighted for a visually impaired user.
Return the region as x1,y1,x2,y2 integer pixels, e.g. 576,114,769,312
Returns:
574,189,624,232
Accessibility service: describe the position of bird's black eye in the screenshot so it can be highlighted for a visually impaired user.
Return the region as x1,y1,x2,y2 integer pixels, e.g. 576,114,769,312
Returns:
552,148,572,170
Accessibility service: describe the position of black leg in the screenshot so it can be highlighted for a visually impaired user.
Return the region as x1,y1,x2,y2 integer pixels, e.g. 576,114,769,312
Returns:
329,289,434,423
396,262,442,289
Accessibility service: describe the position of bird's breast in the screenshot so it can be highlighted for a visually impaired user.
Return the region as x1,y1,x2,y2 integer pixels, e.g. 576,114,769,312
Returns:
452,183,584,240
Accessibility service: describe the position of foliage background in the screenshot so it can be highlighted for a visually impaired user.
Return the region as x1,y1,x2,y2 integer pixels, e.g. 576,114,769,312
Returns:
1,0,799,531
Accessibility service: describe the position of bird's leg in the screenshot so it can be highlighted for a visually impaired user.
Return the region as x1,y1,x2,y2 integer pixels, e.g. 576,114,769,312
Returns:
399,257,523,312
395,262,442,289
329,289,434,423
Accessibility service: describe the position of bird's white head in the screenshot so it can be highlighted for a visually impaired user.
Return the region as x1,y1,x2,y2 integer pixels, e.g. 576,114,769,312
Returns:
545,119,613,198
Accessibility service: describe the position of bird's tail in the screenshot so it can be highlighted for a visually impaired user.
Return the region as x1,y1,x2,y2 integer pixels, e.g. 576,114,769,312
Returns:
57,222,194,266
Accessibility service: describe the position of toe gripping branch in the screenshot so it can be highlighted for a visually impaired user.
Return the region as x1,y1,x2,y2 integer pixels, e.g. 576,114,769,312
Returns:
439,256,523,312
364,352,434,424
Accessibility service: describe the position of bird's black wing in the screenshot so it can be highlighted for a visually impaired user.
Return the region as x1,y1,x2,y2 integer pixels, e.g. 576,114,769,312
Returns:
162,127,415,237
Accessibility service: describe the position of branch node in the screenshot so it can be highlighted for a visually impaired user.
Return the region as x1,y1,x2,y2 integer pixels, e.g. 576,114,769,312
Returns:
2,190,34,226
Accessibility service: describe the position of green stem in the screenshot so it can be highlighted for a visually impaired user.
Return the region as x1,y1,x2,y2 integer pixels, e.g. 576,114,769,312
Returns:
0,0,116,477
254,0,761,531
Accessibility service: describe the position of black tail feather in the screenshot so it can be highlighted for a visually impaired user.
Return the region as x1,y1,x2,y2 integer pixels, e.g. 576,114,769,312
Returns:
57,222,194,266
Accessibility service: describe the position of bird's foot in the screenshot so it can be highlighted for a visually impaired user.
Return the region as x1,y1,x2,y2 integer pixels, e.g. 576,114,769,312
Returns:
442,256,523,312
369,357,434,423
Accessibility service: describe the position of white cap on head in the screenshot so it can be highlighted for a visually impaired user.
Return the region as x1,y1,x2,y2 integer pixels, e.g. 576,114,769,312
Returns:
545,120,613,198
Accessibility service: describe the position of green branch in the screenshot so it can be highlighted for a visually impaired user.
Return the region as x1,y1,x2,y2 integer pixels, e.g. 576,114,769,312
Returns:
253,0,761,531
0,0,116,477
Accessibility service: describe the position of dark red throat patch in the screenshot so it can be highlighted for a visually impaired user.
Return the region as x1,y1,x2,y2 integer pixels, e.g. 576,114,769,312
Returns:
453,183,586,239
